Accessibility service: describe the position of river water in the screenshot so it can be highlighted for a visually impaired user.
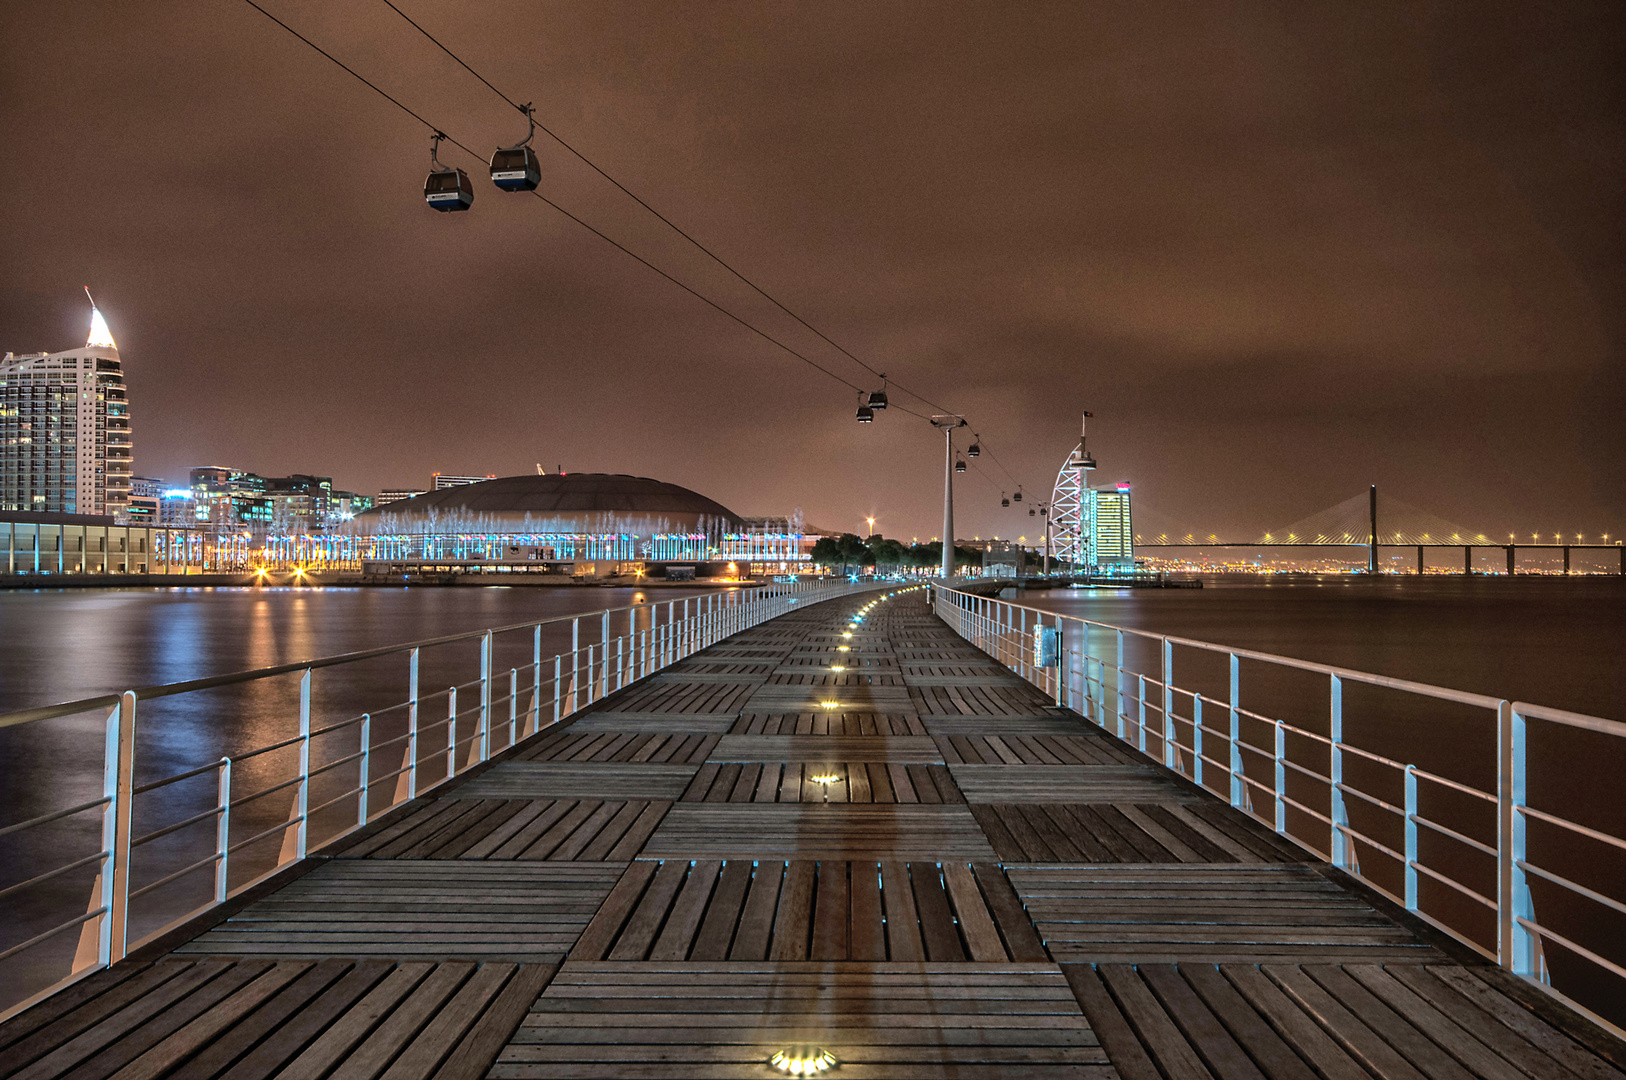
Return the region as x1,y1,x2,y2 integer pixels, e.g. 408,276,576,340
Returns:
0,578,1620,1019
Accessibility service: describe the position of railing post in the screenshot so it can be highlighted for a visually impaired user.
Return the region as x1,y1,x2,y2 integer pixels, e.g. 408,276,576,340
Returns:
508,669,518,748
1329,674,1349,869
1229,653,1243,809
1054,616,1065,708
1162,638,1176,770
1404,764,1418,911
531,624,542,735
1274,720,1287,834
357,714,371,828
1115,630,1127,740
601,611,611,698
479,631,493,762
96,697,124,965
1192,694,1204,788
215,757,231,904
295,669,311,860
407,648,419,800
571,617,580,713
1500,701,1536,975
446,687,458,778
1137,674,1148,752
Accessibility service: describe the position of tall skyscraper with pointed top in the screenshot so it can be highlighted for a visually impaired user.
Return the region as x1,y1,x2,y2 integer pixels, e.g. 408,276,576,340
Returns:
1,295,133,516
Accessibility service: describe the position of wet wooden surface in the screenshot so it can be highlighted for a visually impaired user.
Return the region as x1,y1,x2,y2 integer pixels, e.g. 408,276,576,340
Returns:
3,588,1622,1078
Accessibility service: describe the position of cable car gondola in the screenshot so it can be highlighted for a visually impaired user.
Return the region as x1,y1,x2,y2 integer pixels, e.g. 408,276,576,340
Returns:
490,103,541,192
1012,489,1023,503
967,437,980,457
954,458,966,473
424,133,473,212
1001,493,1010,508
867,375,888,411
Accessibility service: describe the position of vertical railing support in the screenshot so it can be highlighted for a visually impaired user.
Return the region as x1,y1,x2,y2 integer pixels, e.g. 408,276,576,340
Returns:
97,696,124,965
531,624,543,735
1274,720,1287,834
407,648,419,801
446,687,458,779
215,757,231,904
508,669,518,748
1329,674,1349,869
1162,638,1176,770
1500,701,1537,976
1136,675,1148,752
479,632,493,763
600,611,611,698
553,654,562,725
1115,630,1127,740
1192,694,1204,788
1404,764,1418,911
357,714,371,827
295,669,311,860
571,618,581,713
1228,653,1243,809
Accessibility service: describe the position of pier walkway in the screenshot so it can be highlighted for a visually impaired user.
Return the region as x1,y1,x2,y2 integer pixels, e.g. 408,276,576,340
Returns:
3,589,1623,1078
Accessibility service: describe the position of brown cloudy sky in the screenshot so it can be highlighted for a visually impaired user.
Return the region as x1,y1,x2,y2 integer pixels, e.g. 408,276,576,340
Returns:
3,1,1622,541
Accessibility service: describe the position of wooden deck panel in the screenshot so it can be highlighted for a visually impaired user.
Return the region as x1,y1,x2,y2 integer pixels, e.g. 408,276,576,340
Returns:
6,588,1623,1078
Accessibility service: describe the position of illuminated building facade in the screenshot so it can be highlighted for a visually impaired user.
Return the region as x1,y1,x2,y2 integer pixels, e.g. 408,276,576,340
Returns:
1050,443,1136,571
0,301,132,517
126,475,164,524
431,473,495,490
376,489,426,506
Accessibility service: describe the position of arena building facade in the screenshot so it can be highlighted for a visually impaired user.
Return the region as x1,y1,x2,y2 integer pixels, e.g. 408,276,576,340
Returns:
347,473,814,579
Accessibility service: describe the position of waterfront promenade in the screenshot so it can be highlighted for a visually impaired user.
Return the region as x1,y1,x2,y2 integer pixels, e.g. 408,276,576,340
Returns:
1,590,1622,1078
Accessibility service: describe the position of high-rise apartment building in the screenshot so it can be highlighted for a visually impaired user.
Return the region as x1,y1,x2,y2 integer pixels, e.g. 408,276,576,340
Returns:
126,475,164,524
1,299,132,516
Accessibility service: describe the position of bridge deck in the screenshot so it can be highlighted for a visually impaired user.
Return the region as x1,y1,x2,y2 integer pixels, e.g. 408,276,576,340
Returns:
4,590,1624,1078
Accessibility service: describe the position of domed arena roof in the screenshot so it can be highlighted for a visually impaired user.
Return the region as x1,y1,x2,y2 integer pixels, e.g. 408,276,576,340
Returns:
351,474,742,537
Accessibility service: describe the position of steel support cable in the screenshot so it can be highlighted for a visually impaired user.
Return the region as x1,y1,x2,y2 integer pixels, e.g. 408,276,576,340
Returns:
236,0,931,411
374,0,969,420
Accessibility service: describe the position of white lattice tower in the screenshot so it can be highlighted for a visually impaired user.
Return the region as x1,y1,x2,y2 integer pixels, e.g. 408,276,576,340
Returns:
1050,445,1090,567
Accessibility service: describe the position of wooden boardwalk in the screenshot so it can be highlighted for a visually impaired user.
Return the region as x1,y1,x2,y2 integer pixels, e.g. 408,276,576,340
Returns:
4,589,1624,1078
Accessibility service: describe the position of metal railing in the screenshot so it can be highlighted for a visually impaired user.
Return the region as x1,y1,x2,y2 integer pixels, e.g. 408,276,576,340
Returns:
0,578,869,1019
932,583,1626,1038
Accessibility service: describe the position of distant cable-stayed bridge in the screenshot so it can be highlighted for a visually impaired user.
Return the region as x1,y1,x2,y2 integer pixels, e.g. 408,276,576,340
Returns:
1132,487,1622,574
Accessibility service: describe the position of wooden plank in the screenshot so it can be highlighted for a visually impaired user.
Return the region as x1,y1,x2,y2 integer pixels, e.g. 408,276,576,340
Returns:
575,800,648,861
648,861,721,962
1343,964,1531,1080
881,861,924,963
0,962,187,1067
603,802,668,861
768,862,816,961
567,862,658,962
435,964,559,1080
1097,964,1216,1080
1262,964,1429,1080
1178,964,1320,1080
728,862,784,961
607,860,689,961
277,963,436,1078
972,862,1048,963
378,962,515,1080
910,863,967,961
1139,964,1268,1080
1220,965,1371,1080
459,800,556,859
849,861,886,962
1424,965,1626,1080
688,861,752,962
321,963,476,1080
809,861,850,960
164,959,354,1080
191,960,393,1080
1301,964,1478,1080
1061,964,1164,1080
943,863,1006,962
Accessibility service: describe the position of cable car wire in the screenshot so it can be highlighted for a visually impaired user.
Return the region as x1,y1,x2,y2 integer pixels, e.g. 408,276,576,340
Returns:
375,0,963,419
237,0,938,413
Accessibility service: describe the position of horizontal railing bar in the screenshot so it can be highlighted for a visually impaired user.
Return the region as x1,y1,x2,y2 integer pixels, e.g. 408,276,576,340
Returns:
1518,806,1626,854
1518,861,1626,919
1518,919,1626,984
1513,702,1626,740
0,906,107,964
228,774,303,810
230,733,306,764
1410,768,1498,803
1341,826,1406,865
1336,782,1403,816
129,805,220,849
1413,814,1498,859
308,713,369,739
0,796,111,839
305,788,363,818
304,750,368,782
131,760,223,795
226,818,296,855
127,853,220,900
0,850,109,902
1411,860,1498,909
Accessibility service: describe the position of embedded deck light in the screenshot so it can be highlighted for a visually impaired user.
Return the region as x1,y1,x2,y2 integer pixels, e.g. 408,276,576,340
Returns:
829,664,845,672
820,700,840,708
771,1047,836,1075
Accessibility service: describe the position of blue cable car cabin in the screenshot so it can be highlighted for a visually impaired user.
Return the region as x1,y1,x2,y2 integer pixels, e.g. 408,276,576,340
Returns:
489,146,541,191
425,167,474,211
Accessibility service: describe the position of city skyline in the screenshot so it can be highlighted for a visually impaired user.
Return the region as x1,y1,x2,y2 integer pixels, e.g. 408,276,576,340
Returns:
3,3,1621,542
